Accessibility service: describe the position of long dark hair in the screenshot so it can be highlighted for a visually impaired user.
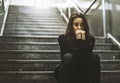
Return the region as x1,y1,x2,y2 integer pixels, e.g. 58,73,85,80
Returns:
65,12,94,44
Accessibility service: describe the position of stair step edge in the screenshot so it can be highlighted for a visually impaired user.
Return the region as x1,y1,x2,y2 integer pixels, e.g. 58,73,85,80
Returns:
0,50,119,52
0,42,113,45
0,59,120,63
0,50,119,53
0,70,120,74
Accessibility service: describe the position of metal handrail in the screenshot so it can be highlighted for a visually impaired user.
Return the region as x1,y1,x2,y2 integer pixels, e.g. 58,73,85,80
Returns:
72,0,97,15
57,0,98,23
84,0,97,15
57,0,84,23
107,33,120,48
0,0,10,36
57,6,69,23
73,1,85,13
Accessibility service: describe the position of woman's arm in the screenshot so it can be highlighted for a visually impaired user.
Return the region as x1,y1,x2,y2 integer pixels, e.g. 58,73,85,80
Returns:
73,35,95,53
58,35,70,59
89,36,95,52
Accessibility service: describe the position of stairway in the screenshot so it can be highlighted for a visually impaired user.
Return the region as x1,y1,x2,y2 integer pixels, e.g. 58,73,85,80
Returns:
0,5,120,83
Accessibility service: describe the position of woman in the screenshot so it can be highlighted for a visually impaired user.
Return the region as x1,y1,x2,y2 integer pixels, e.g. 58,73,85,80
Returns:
54,12,100,83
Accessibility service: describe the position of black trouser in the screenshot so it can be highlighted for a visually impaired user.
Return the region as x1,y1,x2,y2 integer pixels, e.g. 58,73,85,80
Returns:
89,53,101,83
60,53,72,83
54,53,101,83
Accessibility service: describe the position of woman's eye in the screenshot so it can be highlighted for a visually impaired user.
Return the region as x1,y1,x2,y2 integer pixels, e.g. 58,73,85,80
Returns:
74,23,79,26
74,23,83,27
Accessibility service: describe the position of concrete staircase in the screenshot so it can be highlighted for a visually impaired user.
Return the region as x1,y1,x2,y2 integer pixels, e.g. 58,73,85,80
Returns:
0,5,120,83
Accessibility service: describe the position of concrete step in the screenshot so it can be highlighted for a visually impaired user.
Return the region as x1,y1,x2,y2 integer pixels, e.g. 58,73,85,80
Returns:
9,6,59,13
6,18,65,22
6,20,64,23
4,28,65,31
7,9,60,15
0,49,119,60
5,22,66,28
6,20,65,23
3,33,63,36
0,71,57,83
0,59,119,71
5,22,66,26
0,42,117,50
101,60,120,70
0,60,59,71
8,11,60,14
101,70,120,83
0,51,60,60
0,36,111,43
5,25,66,28
4,29,65,34
7,13,61,18
0,36,58,42
7,17,63,20
0,70,119,83
3,32,62,36
0,50,119,60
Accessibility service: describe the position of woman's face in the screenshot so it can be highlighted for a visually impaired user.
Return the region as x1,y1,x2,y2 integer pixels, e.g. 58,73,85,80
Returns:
73,17,84,32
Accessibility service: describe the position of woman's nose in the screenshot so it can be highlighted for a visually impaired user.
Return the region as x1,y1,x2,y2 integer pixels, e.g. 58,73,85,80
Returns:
78,25,82,30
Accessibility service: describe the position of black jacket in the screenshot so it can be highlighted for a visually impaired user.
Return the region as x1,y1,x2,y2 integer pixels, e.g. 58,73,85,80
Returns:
58,34,95,83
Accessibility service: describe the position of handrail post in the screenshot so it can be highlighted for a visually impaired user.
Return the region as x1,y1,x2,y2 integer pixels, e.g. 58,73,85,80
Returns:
102,0,107,38
68,6,71,19
57,6,69,23
0,0,10,36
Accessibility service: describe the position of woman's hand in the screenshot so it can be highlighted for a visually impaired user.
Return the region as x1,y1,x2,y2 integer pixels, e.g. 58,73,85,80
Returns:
75,30,86,40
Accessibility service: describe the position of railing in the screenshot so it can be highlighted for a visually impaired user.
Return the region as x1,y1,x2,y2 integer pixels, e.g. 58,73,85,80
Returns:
107,33,120,49
57,0,97,23
84,0,97,15
102,0,107,38
57,0,84,23
57,7,69,23
0,0,10,36
73,0,97,15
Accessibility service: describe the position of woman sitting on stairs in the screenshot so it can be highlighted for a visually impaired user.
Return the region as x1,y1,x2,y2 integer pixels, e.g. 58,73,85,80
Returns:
54,12,101,83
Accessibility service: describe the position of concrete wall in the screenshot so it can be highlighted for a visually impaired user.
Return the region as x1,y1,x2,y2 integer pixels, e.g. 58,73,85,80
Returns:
109,0,120,42
0,1,4,32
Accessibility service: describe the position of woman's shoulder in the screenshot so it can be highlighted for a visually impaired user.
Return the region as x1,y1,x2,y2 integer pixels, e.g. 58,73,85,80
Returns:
58,34,66,39
58,34,67,42
59,34,66,37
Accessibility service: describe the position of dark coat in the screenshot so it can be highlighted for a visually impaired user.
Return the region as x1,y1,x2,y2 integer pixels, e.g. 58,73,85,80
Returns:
56,34,100,83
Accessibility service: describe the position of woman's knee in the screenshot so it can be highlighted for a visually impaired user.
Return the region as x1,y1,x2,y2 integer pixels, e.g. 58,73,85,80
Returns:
63,53,72,59
62,53,72,63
